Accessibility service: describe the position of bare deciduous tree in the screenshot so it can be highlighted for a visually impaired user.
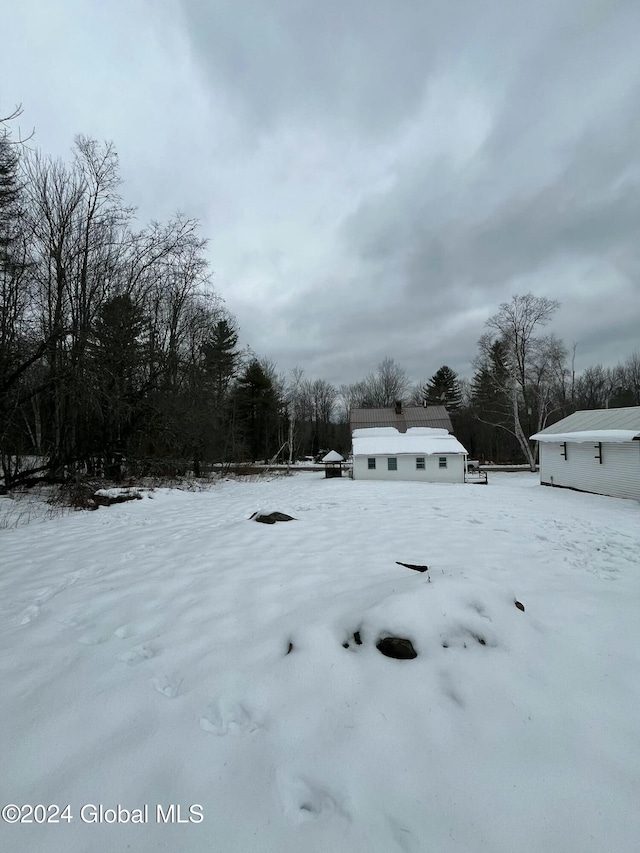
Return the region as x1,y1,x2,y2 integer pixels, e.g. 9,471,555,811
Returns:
284,366,305,465
364,357,411,407
476,293,565,470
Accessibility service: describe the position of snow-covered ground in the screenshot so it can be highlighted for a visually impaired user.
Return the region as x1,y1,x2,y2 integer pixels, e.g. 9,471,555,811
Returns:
1,473,639,853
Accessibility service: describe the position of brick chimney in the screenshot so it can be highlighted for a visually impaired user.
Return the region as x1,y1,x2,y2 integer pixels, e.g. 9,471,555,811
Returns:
395,400,402,415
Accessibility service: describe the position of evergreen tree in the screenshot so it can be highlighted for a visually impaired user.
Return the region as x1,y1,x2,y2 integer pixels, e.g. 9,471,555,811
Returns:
0,116,34,485
423,365,462,410
471,340,510,410
234,360,280,461
197,317,241,466
201,318,239,403
87,293,148,474
0,121,28,369
469,340,519,462
0,130,22,272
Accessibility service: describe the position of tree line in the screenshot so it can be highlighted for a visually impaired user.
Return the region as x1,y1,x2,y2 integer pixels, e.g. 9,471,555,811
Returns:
1,110,638,486
1,110,266,485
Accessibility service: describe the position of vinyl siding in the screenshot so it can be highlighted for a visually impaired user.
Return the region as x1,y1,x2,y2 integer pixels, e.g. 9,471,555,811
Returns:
353,454,465,483
539,441,640,500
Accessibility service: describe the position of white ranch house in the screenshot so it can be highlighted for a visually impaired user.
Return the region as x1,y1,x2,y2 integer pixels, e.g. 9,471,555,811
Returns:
352,427,468,482
531,407,640,501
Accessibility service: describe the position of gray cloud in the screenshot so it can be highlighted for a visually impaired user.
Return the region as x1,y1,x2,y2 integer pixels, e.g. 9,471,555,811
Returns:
179,0,441,136
1,0,639,389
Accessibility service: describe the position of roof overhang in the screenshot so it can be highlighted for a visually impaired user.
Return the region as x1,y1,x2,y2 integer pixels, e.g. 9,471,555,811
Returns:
530,430,640,443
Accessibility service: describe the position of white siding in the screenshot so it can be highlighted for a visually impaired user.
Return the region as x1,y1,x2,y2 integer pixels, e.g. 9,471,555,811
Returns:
539,440,640,500
353,454,465,483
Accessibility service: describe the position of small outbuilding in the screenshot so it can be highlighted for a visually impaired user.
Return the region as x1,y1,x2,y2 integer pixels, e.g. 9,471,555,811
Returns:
530,407,640,501
321,450,345,478
352,427,468,483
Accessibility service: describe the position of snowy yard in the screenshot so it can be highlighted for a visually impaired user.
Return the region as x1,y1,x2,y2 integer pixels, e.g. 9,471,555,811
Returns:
1,473,639,853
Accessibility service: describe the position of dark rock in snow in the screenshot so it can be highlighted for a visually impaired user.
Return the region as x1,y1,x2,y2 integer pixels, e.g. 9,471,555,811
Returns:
250,511,296,524
396,561,429,573
515,600,525,612
376,637,417,660
93,491,142,507
286,642,294,654
343,630,363,650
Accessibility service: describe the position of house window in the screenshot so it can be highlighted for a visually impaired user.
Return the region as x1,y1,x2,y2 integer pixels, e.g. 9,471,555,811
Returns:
388,457,398,471
438,456,447,469
367,458,376,470
416,457,425,470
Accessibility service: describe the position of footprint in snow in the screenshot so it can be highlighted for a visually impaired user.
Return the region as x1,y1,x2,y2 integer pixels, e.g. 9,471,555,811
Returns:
34,575,78,604
118,644,156,666
276,771,348,824
467,601,490,620
199,698,263,736
153,674,182,699
439,670,465,707
18,604,40,625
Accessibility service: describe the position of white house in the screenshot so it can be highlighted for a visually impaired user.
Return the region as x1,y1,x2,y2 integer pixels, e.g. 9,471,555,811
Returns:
530,407,640,501
352,427,468,482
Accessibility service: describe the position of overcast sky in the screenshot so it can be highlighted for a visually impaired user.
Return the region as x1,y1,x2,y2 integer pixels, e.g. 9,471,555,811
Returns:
2,0,639,387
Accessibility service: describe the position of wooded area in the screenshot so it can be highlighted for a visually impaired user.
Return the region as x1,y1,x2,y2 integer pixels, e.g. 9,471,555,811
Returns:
1,111,638,487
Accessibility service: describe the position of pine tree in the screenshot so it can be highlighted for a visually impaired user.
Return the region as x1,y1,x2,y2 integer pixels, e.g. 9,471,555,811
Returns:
195,318,241,465
471,341,509,410
0,119,33,485
88,294,148,472
423,365,462,410
234,360,280,461
0,133,21,271
0,124,27,358
201,318,239,403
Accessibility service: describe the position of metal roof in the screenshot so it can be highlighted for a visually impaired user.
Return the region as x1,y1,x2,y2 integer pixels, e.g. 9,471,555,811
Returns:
531,407,640,437
350,405,452,434
531,430,640,443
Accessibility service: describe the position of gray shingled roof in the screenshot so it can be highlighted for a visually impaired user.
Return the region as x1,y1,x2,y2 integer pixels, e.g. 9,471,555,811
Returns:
533,406,640,435
350,405,452,434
